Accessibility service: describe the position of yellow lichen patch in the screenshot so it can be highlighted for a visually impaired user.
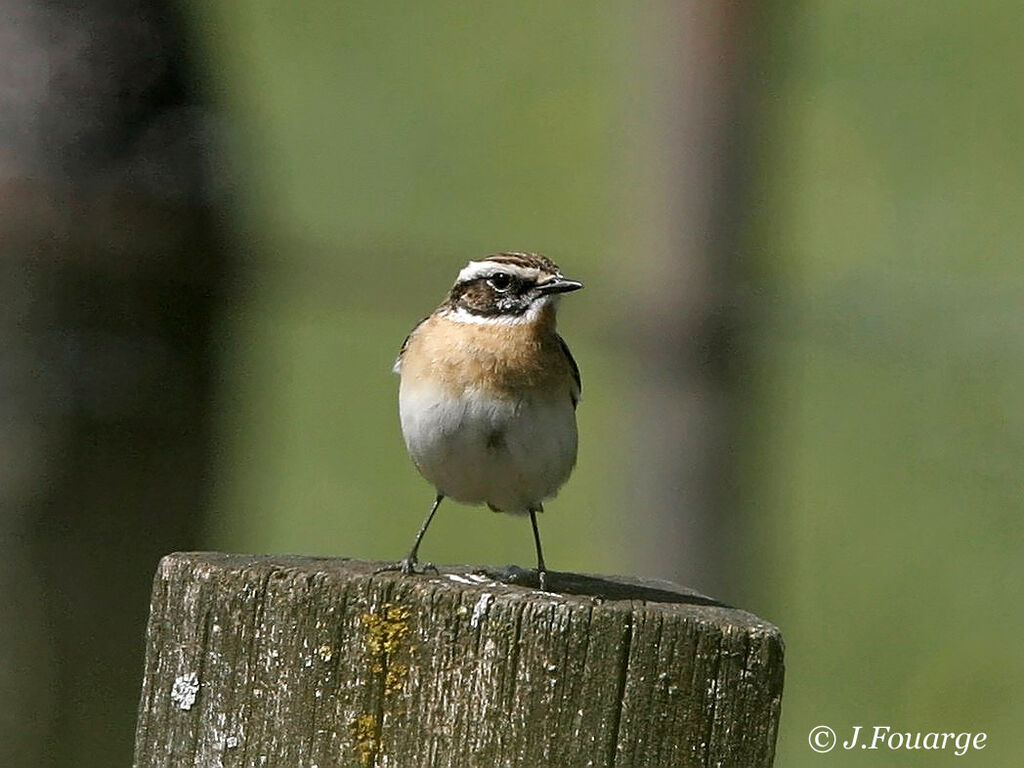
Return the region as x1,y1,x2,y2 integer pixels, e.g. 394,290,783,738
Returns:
385,663,408,696
361,603,412,694
361,604,411,656
349,713,378,766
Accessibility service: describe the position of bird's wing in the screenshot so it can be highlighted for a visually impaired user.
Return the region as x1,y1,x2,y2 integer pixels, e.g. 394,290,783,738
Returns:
557,333,581,409
393,316,429,374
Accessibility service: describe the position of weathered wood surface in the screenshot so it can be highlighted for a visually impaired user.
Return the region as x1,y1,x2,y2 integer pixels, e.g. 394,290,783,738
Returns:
133,553,784,767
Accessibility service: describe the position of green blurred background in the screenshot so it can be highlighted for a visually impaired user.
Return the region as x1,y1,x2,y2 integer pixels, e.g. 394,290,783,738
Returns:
194,1,1022,766
3,1,1020,766
197,1,638,575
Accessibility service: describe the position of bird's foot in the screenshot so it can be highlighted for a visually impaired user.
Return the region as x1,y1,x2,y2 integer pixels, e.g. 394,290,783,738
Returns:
374,557,438,577
475,565,553,592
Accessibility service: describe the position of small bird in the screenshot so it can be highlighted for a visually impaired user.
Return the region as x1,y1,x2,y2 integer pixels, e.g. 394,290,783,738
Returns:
391,252,583,590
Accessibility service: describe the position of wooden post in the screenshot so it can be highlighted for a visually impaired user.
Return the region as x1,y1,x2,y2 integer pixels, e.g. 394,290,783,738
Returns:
133,553,784,767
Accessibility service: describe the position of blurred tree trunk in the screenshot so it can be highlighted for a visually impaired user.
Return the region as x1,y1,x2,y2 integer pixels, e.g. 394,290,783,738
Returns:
628,1,754,599
0,2,228,765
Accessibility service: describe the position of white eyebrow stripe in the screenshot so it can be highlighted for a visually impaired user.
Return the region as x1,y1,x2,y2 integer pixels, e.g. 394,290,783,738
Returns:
456,260,543,284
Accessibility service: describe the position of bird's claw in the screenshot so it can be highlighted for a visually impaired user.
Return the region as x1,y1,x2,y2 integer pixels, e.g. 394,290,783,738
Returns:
475,565,551,591
375,558,438,577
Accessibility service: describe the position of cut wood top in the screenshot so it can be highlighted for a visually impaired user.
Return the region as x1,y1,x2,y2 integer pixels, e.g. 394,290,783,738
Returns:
135,552,784,768
158,551,780,633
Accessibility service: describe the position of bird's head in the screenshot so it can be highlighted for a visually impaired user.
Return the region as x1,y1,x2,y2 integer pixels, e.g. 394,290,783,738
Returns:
444,252,582,324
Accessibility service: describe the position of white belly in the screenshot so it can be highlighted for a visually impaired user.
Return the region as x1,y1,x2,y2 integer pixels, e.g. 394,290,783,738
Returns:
399,382,577,514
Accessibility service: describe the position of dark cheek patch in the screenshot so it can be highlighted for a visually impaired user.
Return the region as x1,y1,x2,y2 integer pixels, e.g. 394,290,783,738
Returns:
453,280,530,317
460,283,493,314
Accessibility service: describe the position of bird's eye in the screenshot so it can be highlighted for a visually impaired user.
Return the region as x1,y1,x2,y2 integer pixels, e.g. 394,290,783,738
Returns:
488,272,512,291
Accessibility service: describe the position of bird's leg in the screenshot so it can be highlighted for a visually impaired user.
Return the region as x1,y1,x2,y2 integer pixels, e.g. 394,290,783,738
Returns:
402,492,444,571
530,508,548,591
377,493,444,576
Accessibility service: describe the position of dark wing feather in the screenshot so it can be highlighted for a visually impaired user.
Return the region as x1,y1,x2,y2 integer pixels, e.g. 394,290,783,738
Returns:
393,316,428,373
557,333,582,409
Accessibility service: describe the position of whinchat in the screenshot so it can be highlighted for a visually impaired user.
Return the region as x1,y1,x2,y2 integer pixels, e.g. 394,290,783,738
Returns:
391,252,583,590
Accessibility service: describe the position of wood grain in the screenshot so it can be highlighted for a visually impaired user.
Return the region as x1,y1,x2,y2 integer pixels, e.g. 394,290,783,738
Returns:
133,553,784,767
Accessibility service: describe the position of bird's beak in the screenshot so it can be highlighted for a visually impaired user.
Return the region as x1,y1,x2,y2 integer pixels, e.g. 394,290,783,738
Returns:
537,277,584,295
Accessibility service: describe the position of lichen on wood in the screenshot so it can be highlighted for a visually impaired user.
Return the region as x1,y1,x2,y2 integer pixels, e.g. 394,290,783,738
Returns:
133,553,784,767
